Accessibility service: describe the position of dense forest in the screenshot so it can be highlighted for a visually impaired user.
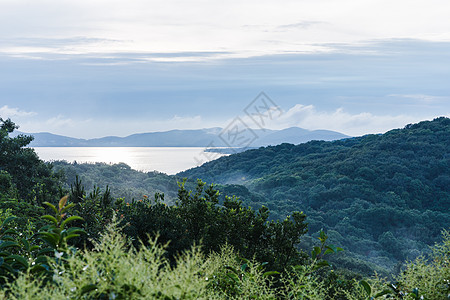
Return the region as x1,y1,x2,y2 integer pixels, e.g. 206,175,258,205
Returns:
0,117,449,299
180,117,450,274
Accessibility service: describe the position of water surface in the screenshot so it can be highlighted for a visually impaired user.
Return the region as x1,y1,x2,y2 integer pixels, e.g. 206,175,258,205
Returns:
33,147,226,175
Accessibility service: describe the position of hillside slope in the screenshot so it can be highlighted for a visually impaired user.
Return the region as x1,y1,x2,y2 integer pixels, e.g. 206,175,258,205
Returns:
179,117,450,273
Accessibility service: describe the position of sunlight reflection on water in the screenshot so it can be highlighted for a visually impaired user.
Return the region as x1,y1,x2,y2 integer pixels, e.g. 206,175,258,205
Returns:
32,147,227,175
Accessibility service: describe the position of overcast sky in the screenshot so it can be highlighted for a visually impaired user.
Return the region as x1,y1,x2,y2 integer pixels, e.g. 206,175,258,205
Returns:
1,0,449,138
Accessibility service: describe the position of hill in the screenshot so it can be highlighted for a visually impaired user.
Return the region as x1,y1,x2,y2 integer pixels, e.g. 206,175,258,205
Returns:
179,117,450,273
13,127,349,147
51,161,181,203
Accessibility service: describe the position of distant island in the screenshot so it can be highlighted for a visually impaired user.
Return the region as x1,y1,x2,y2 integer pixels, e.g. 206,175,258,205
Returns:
13,127,350,147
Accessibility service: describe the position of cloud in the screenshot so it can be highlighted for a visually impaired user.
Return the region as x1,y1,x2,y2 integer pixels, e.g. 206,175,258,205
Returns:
18,114,209,139
275,21,323,31
0,105,36,118
135,115,206,133
45,115,78,128
388,94,445,104
2,0,450,60
242,104,437,136
17,115,92,136
15,104,448,140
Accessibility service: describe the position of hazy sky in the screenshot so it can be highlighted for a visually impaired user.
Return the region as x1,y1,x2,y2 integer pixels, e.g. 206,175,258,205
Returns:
1,0,449,138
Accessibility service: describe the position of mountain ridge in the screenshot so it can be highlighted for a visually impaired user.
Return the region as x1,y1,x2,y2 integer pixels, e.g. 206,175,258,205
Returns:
13,127,350,147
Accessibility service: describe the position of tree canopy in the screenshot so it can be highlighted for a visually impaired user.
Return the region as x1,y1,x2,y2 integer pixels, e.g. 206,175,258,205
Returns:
180,117,450,273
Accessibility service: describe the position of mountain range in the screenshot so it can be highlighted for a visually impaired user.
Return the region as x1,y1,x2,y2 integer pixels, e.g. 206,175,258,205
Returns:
13,127,350,147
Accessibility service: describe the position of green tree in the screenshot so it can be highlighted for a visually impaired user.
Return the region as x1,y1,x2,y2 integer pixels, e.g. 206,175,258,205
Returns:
0,118,60,202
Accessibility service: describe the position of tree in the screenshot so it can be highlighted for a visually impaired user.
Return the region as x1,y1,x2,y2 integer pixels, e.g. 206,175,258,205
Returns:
0,118,61,201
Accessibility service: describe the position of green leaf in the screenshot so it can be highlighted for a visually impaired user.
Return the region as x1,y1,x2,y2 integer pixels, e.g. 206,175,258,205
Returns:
0,261,15,273
30,264,47,274
81,284,98,294
263,271,280,277
327,245,337,252
1,235,17,241
238,257,249,264
66,227,85,234
20,238,30,252
60,216,84,230
225,265,239,275
30,245,39,251
241,263,248,272
226,272,240,283
313,260,330,270
312,246,321,258
374,289,392,298
60,203,76,214
9,254,29,269
37,247,54,256
324,244,343,255
359,280,372,296
2,228,18,235
0,241,20,249
42,215,58,226
324,249,335,255
40,232,58,248
320,230,326,239
293,265,303,271
1,216,17,227
318,230,328,243
43,202,58,215
64,233,80,241
34,256,49,264
257,262,269,271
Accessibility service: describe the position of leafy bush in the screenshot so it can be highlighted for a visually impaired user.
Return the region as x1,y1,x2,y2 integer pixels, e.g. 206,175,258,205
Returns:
394,229,450,299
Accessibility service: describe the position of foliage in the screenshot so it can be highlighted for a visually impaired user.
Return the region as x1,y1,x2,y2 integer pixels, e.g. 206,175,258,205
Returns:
1,218,214,299
118,179,309,271
40,195,85,252
0,117,448,298
393,229,450,299
0,196,85,288
0,118,61,201
180,117,450,273
65,175,116,248
52,160,180,203
206,245,280,299
0,214,358,300
280,230,344,299
340,229,450,299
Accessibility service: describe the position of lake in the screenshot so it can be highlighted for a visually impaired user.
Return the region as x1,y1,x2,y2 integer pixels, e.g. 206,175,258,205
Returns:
32,147,227,175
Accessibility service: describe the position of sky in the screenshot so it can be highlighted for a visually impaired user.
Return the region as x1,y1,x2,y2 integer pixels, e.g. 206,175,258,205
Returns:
0,0,449,138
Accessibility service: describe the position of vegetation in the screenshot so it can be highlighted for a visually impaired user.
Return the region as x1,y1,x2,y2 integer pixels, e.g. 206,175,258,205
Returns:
0,117,448,299
180,117,450,274
52,160,179,203
0,118,61,203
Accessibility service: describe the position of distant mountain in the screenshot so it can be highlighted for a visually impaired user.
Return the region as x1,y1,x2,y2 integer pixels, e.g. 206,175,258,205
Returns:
13,127,349,147
12,132,89,147
255,127,349,146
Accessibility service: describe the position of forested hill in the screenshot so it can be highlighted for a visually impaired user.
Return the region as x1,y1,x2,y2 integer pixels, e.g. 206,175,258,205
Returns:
179,117,450,273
